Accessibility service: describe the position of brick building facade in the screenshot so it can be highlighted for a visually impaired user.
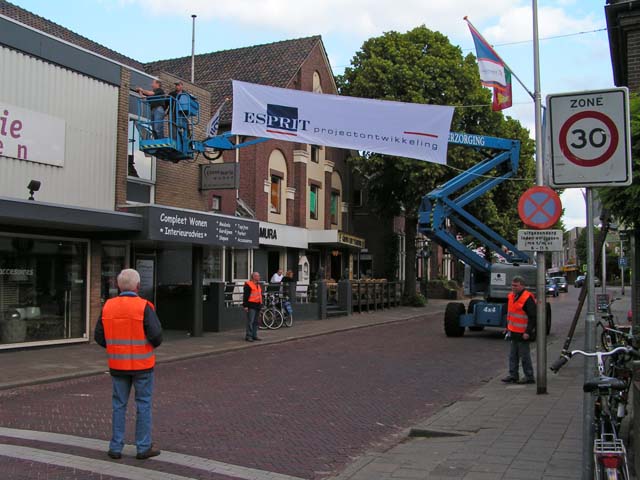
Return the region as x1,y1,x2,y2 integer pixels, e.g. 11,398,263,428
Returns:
0,0,365,348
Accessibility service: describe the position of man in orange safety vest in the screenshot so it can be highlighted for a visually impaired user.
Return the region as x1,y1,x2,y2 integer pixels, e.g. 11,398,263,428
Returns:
501,275,536,385
95,268,163,460
243,271,263,342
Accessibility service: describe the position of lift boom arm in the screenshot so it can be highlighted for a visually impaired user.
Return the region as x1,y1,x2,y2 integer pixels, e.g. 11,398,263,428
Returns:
418,133,531,274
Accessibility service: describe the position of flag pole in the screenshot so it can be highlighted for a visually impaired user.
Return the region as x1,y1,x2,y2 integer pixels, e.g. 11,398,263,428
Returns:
191,14,197,83
464,17,535,101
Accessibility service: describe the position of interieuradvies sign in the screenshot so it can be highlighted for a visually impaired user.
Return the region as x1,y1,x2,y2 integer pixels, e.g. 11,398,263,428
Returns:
0,103,66,166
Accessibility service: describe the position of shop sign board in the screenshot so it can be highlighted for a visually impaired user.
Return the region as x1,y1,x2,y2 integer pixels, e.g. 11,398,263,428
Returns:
0,102,66,166
200,163,240,190
137,206,259,248
258,222,308,249
517,229,563,252
547,88,631,187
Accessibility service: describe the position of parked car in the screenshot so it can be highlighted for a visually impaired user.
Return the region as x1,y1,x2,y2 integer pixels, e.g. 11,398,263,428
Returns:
545,278,559,297
551,276,568,293
574,275,601,288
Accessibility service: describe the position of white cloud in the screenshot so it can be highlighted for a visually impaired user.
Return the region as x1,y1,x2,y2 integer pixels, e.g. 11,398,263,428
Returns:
561,189,586,229
124,0,521,37
483,5,600,43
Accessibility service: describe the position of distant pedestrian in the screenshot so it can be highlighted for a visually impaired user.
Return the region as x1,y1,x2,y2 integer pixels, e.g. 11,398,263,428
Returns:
94,268,163,460
270,269,284,283
243,272,263,342
501,276,536,385
281,270,294,283
136,79,166,139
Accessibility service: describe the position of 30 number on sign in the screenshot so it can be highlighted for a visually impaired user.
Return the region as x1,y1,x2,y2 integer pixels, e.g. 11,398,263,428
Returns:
559,111,618,167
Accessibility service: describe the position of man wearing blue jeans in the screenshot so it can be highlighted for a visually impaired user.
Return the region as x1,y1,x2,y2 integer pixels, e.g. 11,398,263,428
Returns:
136,79,166,139
95,269,163,460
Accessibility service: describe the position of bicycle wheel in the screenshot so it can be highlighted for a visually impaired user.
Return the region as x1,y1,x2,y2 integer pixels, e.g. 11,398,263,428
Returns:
260,309,274,329
264,308,283,330
283,310,293,327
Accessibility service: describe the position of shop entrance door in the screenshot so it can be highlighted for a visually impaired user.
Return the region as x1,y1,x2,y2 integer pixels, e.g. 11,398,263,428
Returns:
267,251,280,280
330,252,343,280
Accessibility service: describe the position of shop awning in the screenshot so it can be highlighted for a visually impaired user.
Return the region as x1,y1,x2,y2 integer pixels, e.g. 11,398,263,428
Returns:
308,230,365,250
0,197,143,232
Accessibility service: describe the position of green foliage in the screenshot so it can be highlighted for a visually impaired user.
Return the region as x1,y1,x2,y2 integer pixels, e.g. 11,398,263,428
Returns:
403,292,427,307
336,25,536,292
599,93,640,226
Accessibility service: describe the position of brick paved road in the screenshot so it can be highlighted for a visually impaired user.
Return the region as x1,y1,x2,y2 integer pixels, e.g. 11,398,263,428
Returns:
0,293,576,479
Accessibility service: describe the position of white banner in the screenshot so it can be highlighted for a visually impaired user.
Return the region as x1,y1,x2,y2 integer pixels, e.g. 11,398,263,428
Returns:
0,102,65,166
231,80,454,164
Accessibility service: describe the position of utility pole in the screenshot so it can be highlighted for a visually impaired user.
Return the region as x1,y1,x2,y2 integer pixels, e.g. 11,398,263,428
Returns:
532,0,547,395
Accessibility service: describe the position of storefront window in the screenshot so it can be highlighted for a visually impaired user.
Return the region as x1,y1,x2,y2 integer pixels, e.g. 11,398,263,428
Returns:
330,191,340,225
270,175,282,213
0,235,88,346
233,249,249,280
310,185,319,220
101,244,127,303
203,247,223,283
128,118,154,181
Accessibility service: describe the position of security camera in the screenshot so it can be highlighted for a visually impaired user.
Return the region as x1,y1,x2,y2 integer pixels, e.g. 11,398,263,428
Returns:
27,180,41,200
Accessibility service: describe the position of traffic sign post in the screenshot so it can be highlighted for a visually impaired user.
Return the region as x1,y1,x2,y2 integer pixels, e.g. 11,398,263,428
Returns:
547,88,631,188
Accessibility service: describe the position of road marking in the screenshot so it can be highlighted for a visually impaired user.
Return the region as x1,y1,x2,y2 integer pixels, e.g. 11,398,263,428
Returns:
0,444,195,480
0,427,307,480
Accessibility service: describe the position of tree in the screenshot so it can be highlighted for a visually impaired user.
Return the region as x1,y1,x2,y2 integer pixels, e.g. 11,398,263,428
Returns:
598,93,640,226
337,26,535,299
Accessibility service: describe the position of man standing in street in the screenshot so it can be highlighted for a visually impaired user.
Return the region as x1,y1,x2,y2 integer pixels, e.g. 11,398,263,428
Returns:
94,269,163,460
501,275,536,385
243,272,263,342
136,79,166,139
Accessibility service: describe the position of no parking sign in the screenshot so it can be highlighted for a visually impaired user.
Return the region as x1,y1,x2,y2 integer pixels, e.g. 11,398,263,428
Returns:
547,88,631,188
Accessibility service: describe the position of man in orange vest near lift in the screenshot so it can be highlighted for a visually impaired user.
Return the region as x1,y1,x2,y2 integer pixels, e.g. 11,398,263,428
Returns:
501,275,536,385
94,268,163,460
243,271,263,342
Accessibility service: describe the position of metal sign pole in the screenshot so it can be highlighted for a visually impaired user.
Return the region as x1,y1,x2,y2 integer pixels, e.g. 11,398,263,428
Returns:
532,0,547,394
583,187,597,480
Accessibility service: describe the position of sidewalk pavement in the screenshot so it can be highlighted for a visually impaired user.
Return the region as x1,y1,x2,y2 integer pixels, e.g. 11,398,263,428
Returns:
330,287,633,480
0,303,448,391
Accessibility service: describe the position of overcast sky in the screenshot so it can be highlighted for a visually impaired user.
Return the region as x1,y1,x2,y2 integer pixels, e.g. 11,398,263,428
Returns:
9,0,614,229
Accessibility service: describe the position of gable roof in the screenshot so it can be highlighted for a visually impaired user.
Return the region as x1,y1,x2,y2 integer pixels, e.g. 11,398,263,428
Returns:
0,0,144,71
145,36,324,122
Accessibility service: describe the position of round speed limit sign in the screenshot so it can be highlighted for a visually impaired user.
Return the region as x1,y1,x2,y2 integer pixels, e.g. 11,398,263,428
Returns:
547,88,631,188
558,111,618,167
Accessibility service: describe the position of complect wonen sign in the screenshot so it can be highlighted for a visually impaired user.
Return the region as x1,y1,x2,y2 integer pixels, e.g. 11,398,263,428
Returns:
0,102,66,166
231,81,455,165
134,206,259,248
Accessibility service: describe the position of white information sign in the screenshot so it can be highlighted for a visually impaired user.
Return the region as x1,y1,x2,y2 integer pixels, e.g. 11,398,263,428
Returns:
547,88,631,187
232,80,454,165
0,102,66,166
490,272,507,286
517,229,563,252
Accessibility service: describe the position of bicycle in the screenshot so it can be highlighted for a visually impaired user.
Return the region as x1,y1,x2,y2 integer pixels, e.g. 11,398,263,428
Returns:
278,293,294,328
598,298,630,351
552,346,637,479
259,293,284,330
